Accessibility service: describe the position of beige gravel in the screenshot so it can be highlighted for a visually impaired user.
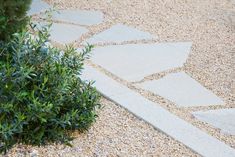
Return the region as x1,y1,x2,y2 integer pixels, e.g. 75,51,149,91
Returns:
4,98,199,157
46,0,235,106
43,0,235,148
5,0,234,156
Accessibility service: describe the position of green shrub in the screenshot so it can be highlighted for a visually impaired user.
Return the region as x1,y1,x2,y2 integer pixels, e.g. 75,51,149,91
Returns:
0,0,32,41
0,24,101,153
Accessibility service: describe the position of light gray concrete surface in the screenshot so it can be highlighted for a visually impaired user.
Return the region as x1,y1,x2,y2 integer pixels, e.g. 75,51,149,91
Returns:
137,72,224,107
50,23,88,44
27,0,51,16
52,10,103,26
193,109,235,135
90,42,192,82
83,24,155,44
80,64,235,157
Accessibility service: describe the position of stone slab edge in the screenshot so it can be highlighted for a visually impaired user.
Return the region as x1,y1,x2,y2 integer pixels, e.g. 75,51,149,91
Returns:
80,64,235,157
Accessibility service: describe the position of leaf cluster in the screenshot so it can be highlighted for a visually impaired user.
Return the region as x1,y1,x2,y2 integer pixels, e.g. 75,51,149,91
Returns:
0,0,32,41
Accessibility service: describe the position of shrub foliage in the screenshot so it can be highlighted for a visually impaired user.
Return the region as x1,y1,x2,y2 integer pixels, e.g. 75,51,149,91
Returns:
0,25,101,153
0,0,32,41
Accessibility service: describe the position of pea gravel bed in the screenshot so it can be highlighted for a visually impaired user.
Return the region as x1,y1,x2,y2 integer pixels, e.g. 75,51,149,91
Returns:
4,98,199,157
5,0,234,156
43,0,235,148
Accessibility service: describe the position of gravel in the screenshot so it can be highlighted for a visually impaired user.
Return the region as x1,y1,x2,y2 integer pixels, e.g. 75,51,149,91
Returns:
43,0,235,148
5,0,234,156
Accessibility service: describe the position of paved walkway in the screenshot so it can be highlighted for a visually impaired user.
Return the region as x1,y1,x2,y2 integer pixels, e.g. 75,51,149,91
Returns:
24,0,235,156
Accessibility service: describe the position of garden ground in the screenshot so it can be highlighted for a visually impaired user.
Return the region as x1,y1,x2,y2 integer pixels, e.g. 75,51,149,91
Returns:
5,0,235,156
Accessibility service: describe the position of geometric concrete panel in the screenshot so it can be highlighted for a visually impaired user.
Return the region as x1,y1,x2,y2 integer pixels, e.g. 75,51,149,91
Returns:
193,109,235,135
90,42,192,82
52,10,103,26
49,23,88,44
81,64,235,157
137,72,224,107
83,24,155,45
27,0,51,16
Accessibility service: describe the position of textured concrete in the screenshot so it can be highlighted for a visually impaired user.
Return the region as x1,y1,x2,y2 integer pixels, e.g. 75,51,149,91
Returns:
52,10,103,26
193,109,235,135
50,23,88,44
138,72,224,107
90,42,192,82
80,64,235,157
83,24,155,44
27,0,51,16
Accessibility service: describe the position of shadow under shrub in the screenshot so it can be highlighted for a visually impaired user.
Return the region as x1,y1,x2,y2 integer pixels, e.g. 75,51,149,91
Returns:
0,24,101,153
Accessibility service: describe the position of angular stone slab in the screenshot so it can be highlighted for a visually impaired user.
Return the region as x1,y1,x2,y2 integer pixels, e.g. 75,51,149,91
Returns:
49,23,88,44
31,21,88,44
90,42,192,82
27,0,51,16
137,72,224,107
83,24,155,44
52,10,103,26
193,109,235,135
81,65,235,157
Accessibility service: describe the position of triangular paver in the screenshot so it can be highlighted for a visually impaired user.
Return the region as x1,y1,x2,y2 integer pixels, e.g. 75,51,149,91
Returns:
137,72,224,107
83,24,155,45
90,42,192,82
193,109,235,135
27,0,51,16
52,10,103,26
